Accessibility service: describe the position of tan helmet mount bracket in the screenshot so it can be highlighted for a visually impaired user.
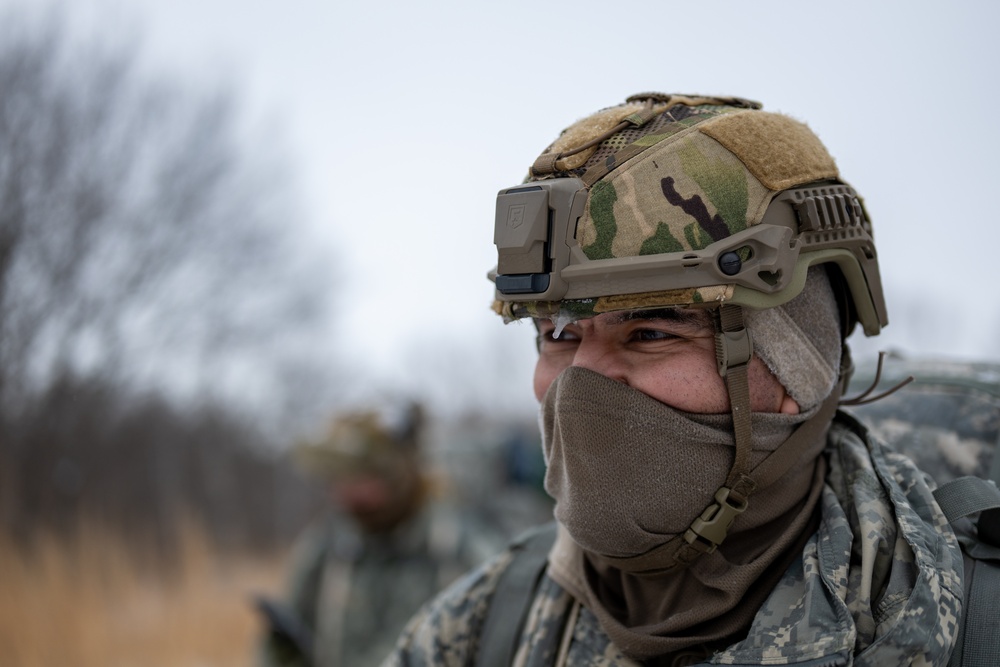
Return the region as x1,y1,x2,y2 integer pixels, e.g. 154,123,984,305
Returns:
492,178,888,337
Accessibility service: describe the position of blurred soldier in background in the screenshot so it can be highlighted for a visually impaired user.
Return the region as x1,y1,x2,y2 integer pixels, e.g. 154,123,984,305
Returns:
257,403,500,667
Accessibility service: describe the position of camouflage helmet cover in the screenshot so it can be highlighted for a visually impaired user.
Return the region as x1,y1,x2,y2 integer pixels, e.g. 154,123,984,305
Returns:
490,93,888,337
295,410,418,478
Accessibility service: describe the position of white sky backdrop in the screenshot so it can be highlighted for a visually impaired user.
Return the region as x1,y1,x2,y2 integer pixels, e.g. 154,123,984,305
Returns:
10,0,1000,418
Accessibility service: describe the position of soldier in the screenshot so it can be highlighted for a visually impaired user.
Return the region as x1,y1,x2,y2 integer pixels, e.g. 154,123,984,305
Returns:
381,94,973,666
258,404,498,667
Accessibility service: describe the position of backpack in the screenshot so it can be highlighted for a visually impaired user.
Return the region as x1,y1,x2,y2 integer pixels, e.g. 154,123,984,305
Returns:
477,356,1000,667
847,356,1000,667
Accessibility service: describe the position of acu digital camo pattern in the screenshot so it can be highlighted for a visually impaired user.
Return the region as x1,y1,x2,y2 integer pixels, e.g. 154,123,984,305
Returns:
381,416,964,667
845,356,1000,485
259,503,500,667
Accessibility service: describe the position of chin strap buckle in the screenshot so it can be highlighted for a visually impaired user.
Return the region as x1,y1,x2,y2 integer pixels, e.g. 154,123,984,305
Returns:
714,304,753,377
715,328,752,377
684,487,748,554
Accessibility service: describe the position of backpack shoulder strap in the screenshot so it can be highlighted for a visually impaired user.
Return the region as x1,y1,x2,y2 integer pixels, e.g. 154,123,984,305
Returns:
948,546,1000,667
931,477,1000,667
476,522,558,667
843,358,1000,667
933,476,1000,526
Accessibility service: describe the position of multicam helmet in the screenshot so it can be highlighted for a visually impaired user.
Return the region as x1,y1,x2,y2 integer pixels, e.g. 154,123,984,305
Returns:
489,92,887,338
295,410,420,479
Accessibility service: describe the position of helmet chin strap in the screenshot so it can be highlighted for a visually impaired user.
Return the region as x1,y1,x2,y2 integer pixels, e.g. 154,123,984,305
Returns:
599,304,843,575
677,303,843,562
714,304,755,494
674,304,757,557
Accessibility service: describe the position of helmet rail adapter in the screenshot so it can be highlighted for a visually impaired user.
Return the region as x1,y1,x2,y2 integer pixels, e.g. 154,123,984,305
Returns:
489,93,887,338
489,93,888,568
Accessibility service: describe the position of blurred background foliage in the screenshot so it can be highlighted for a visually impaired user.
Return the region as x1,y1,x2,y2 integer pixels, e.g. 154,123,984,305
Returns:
0,0,548,557
0,8,350,557
0,10,355,664
0,8,550,663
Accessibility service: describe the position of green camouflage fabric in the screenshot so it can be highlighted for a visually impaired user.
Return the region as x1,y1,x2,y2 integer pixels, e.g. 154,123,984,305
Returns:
536,98,752,183
380,415,963,667
495,95,839,324
576,122,771,262
294,410,417,478
259,502,500,667
845,356,1000,485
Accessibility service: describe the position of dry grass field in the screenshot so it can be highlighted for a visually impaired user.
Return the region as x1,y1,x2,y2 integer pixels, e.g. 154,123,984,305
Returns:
0,520,288,667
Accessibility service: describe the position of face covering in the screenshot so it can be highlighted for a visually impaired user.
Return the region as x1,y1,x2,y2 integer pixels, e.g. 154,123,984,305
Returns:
541,365,820,563
540,365,832,660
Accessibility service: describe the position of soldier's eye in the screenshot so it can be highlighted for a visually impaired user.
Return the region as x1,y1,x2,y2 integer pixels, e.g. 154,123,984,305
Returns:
632,329,676,342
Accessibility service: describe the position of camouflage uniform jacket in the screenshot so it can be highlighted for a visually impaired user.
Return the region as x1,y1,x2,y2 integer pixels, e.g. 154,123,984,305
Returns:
260,501,499,667
382,413,964,667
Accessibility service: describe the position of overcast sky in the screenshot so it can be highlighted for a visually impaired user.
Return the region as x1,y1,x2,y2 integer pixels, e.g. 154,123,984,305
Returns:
8,0,1000,416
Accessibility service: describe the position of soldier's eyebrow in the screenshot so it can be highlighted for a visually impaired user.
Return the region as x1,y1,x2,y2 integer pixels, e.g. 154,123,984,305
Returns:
609,308,711,329
530,309,713,333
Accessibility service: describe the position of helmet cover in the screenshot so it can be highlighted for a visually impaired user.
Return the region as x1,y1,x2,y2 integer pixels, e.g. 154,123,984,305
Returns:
490,93,887,337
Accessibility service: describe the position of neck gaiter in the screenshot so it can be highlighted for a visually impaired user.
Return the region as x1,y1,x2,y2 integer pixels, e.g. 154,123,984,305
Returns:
541,366,829,660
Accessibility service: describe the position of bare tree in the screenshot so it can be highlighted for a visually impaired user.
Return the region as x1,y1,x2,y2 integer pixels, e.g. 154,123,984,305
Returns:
0,11,338,421
0,9,337,549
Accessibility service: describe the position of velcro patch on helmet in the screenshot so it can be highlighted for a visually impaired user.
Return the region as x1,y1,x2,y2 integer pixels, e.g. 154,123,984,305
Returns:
699,112,838,191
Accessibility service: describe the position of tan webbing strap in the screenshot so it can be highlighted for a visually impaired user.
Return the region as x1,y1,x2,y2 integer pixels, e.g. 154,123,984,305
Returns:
596,522,707,574
671,305,756,559
531,120,635,177
622,105,662,128
529,101,663,178
531,152,560,176
591,308,843,575
715,305,754,493
741,388,841,493
596,385,836,575
597,306,757,573
669,386,839,568
724,364,753,495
